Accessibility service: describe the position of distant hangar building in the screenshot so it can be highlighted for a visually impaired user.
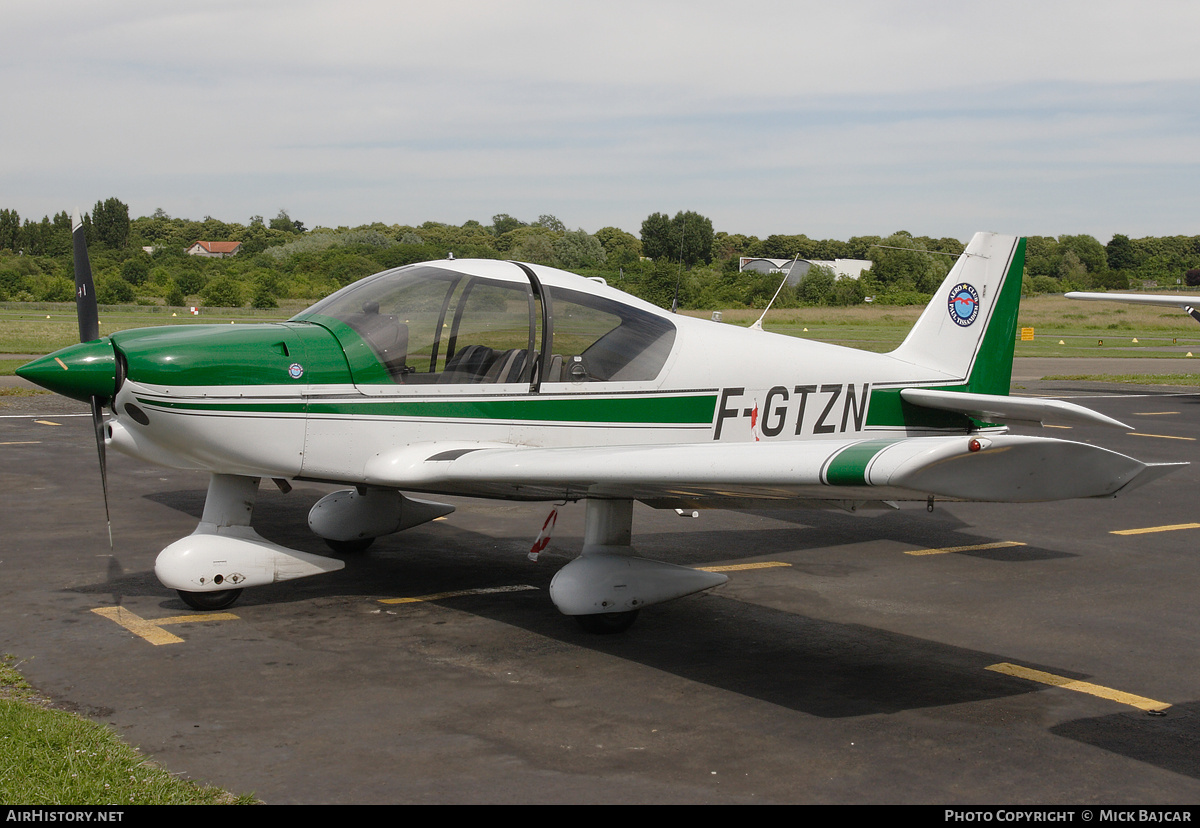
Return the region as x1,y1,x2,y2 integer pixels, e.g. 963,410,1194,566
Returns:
738,257,872,285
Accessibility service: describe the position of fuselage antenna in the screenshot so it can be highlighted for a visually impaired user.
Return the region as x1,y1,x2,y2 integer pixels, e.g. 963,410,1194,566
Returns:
671,219,688,314
750,257,801,332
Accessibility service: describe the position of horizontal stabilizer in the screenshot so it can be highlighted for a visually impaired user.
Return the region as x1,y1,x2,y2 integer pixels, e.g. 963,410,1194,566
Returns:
900,388,1131,429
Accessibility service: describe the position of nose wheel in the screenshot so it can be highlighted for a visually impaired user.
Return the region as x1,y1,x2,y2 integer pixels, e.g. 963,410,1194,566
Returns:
574,609,639,634
177,589,243,611
323,537,375,555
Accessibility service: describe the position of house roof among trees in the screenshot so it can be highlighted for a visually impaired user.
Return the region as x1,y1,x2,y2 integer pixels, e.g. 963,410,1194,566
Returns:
189,241,242,254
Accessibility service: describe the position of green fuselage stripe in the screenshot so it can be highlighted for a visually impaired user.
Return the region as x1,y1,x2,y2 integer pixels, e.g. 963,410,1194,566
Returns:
137,393,719,425
824,439,901,485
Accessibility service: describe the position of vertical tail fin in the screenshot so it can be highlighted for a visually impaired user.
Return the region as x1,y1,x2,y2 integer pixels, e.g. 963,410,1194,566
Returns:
889,233,1025,396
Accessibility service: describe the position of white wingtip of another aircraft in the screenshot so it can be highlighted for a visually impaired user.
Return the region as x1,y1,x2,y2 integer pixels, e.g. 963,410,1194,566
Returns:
1066,291,1200,309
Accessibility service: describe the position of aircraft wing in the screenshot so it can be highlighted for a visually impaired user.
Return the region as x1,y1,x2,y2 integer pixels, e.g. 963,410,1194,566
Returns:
362,435,1181,505
1066,291,1200,309
1066,291,1200,323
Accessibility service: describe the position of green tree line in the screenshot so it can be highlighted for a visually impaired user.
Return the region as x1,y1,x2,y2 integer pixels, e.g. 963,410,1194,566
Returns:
2,199,1198,311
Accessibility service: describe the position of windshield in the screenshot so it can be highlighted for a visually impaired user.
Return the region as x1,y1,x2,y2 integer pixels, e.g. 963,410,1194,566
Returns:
297,262,675,386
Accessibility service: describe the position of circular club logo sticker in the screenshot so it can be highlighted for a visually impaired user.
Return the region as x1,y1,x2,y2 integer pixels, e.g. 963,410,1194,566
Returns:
947,283,980,327
288,363,304,379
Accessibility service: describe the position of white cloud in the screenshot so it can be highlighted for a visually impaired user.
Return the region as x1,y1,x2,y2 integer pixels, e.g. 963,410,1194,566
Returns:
3,1,1198,240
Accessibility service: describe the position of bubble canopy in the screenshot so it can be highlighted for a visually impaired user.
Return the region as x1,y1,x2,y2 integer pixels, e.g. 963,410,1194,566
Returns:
294,260,677,388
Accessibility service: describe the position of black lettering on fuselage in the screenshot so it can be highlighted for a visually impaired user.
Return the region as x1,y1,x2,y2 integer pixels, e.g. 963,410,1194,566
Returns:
793,385,817,435
761,386,789,437
714,387,744,440
814,384,841,434
713,383,871,440
841,383,869,432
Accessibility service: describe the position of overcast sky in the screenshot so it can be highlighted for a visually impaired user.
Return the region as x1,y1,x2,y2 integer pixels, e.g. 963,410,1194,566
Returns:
3,1,1197,243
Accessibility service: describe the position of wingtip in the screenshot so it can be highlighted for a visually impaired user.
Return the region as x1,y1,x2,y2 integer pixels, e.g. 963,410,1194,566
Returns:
1113,462,1189,496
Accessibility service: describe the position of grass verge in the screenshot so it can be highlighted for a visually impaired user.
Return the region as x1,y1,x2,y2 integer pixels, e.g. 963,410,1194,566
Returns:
0,656,257,805
1041,374,1200,386
1,359,32,377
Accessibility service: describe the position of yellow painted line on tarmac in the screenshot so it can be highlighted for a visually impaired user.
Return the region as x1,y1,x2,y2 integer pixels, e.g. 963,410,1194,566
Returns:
1044,424,1072,429
906,541,1025,556
987,662,1170,712
1127,432,1195,441
0,441,41,445
380,584,538,605
1110,523,1200,536
34,420,61,426
92,606,238,646
699,561,792,572
1134,411,1180,415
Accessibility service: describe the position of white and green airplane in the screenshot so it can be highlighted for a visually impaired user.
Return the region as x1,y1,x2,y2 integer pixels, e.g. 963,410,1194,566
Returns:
18,221,1182,632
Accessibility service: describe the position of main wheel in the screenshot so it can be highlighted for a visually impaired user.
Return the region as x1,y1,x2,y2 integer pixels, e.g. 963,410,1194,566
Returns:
574,609,639,634
177,588,243,611
324,537,375,554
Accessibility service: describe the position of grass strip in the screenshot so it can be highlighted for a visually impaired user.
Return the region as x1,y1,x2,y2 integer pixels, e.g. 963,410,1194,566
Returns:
0,656,257,805
0,359,31,377
1041,374,1200,386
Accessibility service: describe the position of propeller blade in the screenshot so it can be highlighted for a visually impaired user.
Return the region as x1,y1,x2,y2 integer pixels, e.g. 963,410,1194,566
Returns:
73,211,112,547
90,394,113,550
72,209,99,343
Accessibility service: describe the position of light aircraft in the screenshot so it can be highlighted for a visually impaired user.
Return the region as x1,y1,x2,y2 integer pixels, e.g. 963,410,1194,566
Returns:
1067,291,1200,325
18,222,1183,632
